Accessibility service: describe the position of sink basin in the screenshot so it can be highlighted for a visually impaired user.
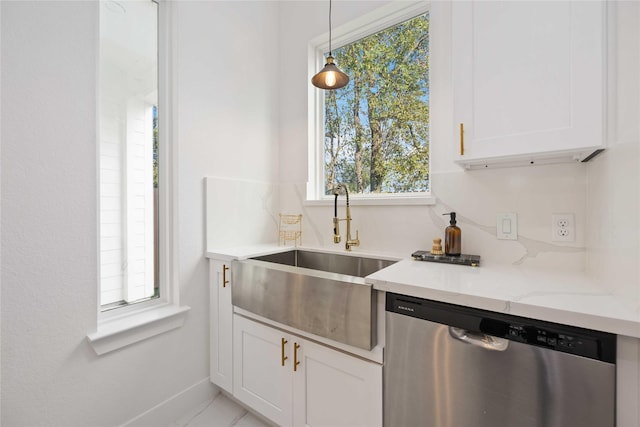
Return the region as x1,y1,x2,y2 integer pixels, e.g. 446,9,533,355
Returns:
251,249,396,278
231,250,397,350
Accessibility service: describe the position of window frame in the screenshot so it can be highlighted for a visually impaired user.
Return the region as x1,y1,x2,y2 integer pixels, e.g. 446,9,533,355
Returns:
307,1,434,206
89,0,189,355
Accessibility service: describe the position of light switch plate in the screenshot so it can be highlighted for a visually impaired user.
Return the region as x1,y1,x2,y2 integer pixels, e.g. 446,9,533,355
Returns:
496,213,518,240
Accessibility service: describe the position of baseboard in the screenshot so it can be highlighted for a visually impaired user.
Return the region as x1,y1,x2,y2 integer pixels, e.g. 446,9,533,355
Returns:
121,378,219,427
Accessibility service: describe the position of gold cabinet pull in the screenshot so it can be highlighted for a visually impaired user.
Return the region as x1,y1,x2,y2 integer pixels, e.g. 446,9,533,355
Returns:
459,123,465,156
293,342,301,372
281,338,288,366
222,265,230,287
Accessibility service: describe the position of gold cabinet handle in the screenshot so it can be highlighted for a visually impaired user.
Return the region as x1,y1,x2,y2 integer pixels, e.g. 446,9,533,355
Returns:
222,265,230,288
281,338,288,366
293,342,301,372
459,123,465,156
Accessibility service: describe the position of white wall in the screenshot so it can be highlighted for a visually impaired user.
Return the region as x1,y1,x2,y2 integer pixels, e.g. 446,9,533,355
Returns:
585,1,640,303
182,0,281,252
278,0,589,271
1,1,279,425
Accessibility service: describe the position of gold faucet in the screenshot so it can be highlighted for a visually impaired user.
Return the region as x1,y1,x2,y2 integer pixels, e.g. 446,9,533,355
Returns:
332,184,360,251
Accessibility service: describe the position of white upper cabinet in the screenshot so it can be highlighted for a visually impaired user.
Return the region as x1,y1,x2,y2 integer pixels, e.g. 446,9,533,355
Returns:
452,1,606,169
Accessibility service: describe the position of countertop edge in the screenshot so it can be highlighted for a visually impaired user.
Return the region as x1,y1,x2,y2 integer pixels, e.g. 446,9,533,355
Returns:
205,244,293,261
370,263,640,339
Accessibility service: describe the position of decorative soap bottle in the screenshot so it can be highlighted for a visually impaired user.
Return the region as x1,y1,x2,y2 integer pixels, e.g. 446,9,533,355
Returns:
442,212,461,256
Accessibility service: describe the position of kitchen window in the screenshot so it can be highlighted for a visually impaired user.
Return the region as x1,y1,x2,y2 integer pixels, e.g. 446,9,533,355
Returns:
91,0,188,355
99,0,159,309
308,2,431,203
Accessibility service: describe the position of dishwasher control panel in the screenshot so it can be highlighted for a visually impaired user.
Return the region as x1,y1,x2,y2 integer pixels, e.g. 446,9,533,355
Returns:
386,292,616,363
502,322,600,359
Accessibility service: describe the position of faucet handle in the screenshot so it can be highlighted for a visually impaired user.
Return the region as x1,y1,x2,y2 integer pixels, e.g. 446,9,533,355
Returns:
345,230,360,251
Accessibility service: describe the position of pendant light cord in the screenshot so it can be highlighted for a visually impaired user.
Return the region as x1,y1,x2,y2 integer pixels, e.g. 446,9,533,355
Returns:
328,0,332,56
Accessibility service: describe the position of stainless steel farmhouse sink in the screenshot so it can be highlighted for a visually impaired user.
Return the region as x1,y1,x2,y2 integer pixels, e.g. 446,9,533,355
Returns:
231,250,397,350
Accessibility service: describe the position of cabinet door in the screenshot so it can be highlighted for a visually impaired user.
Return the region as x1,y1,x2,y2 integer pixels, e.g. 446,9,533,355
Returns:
453,1,605,166
233,315,293,427
209,260,233,392
292,338,383,427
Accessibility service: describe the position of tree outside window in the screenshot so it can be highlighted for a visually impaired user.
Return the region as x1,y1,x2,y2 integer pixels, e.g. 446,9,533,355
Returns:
324,12,429,196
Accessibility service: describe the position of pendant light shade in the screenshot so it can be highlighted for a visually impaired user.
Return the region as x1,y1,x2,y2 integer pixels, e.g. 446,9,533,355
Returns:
311,0,349,90
312,56,349,89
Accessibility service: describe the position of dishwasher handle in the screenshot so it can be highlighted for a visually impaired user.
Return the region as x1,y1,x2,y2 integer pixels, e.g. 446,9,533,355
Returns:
449,326,509,351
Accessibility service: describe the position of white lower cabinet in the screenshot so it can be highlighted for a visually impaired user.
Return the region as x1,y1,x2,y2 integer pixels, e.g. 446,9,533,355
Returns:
291,335,383,427
233,314,293,425
233,314,382,427
209,260,233,393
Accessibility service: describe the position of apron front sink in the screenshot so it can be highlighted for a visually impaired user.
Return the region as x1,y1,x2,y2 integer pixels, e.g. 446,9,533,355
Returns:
231,250,397,350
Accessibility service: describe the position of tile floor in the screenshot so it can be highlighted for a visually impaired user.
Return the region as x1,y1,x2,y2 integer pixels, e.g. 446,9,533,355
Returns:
171,393,271,427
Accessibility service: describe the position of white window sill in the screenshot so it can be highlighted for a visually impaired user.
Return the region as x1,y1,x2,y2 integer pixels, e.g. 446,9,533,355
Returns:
87,303,190,355
304,195,435,207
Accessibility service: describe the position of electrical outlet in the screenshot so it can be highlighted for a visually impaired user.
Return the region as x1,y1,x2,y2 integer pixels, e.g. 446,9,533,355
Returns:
551,213,575,242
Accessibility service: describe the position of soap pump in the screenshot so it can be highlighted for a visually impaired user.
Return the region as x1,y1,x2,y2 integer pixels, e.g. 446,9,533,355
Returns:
442,212,461,256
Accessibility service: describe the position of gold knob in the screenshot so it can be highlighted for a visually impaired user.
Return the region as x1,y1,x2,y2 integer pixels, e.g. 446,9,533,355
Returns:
281,338,288,367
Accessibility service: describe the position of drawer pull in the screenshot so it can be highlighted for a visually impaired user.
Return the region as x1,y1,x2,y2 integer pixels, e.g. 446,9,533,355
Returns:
293,342,301,372
222,265,230,288
281,338,288,366
460,123,465,156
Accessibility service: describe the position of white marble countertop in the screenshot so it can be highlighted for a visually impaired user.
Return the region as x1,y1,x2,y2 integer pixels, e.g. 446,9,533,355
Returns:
367,258,640,338
205,244,291,261
205,244,640,338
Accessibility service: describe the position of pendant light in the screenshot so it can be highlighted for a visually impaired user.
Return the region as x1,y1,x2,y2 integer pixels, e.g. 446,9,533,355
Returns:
311,0,349,90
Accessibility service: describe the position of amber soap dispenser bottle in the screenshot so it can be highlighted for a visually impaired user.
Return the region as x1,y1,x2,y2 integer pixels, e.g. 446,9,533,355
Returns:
443,212,461,256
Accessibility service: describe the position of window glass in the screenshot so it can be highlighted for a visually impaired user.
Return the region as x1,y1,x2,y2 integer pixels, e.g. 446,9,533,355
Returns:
322,12,430,196
99,0,159,309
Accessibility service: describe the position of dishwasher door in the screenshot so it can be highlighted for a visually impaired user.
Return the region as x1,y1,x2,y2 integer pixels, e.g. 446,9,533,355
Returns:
384,294,616,427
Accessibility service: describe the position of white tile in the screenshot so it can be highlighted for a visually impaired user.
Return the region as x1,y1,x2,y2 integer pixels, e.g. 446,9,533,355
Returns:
185,394,247,427
171,398,215,427
232,412,270,427
170,392,270,427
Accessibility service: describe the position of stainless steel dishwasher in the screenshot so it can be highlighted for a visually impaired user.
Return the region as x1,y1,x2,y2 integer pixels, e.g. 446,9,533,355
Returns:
384,292,616,427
